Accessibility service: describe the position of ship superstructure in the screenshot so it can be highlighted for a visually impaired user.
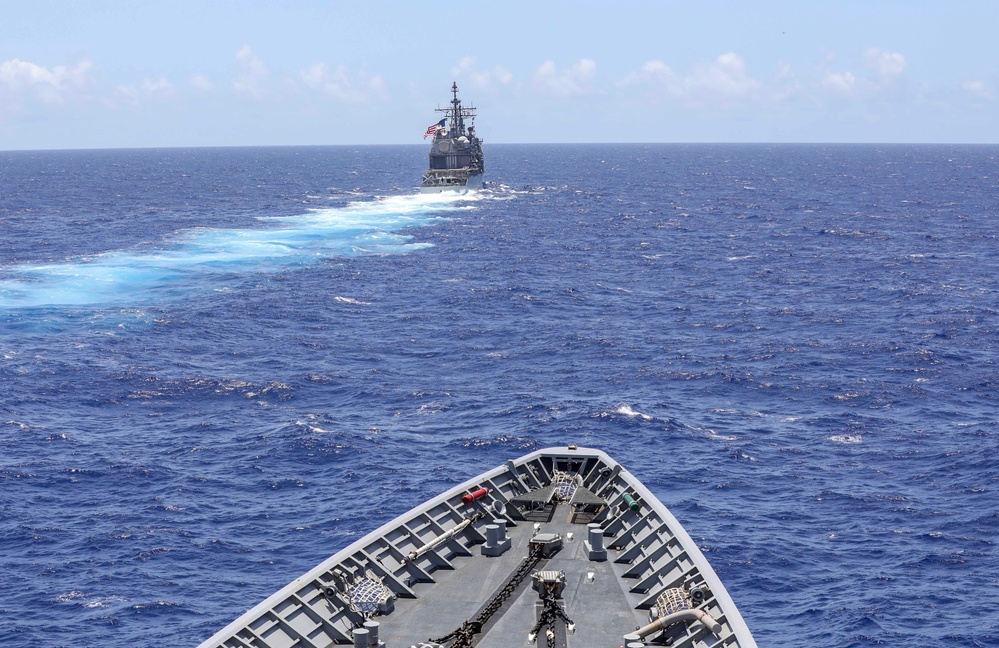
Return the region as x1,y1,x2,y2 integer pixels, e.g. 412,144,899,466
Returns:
420,83,484,193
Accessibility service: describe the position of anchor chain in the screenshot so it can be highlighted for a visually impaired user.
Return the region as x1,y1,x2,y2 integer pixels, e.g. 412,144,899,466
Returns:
530,592,575,647
430,543,547,648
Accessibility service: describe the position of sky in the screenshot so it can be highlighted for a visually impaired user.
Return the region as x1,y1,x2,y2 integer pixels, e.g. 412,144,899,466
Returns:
1,0,997,149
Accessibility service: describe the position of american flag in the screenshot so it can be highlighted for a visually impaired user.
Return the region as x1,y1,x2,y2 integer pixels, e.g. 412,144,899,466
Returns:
423,118,446,139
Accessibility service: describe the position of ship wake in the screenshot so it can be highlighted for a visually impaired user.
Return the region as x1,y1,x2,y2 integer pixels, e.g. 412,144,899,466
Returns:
0,194,466,309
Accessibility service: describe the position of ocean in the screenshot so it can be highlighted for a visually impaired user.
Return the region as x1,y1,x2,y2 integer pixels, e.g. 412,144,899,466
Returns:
0,144,996,647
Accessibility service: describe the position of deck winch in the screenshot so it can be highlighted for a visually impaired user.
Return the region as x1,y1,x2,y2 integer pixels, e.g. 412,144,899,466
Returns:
528,532,563,558
532,570,567,598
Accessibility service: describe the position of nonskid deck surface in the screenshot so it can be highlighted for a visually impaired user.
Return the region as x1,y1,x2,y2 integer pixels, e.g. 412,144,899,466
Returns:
199,447,756,648
384,503,634,647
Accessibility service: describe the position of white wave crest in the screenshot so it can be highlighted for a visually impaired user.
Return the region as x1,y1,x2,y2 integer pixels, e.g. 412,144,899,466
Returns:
334,296,370,305
615,404,653,421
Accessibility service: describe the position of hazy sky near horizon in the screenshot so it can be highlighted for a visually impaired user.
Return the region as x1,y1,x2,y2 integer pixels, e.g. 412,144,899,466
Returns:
2,0,997,149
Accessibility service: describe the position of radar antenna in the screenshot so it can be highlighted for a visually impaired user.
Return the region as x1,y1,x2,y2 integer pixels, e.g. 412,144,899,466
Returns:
436,81,476,136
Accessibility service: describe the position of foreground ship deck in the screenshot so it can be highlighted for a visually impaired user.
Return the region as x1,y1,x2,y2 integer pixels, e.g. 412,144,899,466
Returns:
198,446,756,648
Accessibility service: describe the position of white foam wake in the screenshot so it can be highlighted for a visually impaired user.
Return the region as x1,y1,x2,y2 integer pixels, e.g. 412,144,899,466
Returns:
0,194,464,309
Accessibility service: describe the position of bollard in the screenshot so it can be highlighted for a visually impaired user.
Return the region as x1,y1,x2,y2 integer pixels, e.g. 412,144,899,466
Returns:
586,522,606,561
363,620,379,646
481,519,511,556
493,518,507,542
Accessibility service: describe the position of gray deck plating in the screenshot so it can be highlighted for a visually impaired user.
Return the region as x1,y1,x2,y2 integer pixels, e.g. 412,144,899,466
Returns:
384,505,631,647
198,446,757,648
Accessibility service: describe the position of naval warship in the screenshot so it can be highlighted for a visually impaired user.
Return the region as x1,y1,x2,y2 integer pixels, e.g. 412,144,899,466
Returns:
420,83,484,193
198,445,757,648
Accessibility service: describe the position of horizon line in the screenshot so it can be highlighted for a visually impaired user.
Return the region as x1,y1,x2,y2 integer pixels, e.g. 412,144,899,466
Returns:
3,141,998,154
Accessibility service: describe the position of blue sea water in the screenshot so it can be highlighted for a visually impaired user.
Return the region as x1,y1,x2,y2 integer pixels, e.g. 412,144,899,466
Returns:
0,144,997,647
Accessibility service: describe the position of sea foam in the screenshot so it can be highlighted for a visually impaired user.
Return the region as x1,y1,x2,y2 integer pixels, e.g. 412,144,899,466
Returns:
0,194,463,309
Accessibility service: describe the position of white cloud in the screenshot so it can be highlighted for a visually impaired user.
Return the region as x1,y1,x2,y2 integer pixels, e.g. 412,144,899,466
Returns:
622,53,763,105
690,52,762,99
814,48,905,100
622,60,680,95
623,48,910,108
865,48,906,86
110,77,175,108
0,58,93,105
822,71,857,96
190,74,214,92
230,46,389,104
142,77,174,100
451,57,513,93
964,80,992,101
772,60,802,102
112,84,141,107
298,63,388,103
232,44,268,99
533,59,596,98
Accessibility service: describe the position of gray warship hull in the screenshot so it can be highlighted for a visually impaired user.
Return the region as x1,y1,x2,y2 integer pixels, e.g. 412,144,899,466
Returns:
198,445,757,648
420,83,484,193
419,172,483,194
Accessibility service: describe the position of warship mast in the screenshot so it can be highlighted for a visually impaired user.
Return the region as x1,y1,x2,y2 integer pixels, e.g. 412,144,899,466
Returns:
438,81,475,137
